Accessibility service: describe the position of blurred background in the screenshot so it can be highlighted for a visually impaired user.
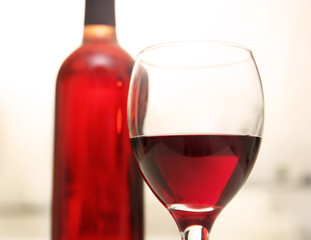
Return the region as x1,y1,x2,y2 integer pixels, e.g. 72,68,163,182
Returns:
0,0,310,239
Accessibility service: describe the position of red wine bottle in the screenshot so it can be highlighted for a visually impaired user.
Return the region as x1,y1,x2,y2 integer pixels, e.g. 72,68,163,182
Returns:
52,1,143,240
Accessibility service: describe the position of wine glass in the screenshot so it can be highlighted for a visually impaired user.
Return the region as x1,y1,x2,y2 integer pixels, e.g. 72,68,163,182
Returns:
127,41,264,240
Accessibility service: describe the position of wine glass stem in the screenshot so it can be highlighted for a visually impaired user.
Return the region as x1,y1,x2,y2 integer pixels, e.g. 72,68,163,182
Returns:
181,225,210,240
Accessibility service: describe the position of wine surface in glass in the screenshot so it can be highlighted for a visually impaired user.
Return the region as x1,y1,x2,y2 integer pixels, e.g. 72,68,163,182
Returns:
131,134,261,227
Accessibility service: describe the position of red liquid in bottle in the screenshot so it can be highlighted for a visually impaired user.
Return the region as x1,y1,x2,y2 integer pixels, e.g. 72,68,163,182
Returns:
52,25,143,240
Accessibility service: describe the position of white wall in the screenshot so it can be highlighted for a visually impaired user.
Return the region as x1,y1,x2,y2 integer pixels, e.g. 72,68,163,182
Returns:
0,0,84,206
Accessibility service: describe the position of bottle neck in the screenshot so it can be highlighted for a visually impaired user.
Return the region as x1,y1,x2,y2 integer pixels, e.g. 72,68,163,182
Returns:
83,24,117,44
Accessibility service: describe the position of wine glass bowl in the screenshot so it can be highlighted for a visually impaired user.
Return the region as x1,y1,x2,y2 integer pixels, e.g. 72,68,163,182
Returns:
128,41,264,240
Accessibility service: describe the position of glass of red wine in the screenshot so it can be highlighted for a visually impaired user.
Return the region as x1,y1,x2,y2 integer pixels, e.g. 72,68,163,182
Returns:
128,40,264,240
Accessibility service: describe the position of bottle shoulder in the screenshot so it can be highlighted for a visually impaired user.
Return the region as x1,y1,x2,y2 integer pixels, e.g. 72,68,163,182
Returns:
58,41,134,76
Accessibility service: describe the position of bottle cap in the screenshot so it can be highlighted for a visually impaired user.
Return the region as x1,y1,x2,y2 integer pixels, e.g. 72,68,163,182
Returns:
84,0,115,26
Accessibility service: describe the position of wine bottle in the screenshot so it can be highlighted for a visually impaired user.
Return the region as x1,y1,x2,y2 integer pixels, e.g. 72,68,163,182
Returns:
52,0,143,240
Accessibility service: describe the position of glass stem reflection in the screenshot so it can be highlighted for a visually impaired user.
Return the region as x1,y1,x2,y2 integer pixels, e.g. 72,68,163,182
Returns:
182,225,210,240
170,208,221,240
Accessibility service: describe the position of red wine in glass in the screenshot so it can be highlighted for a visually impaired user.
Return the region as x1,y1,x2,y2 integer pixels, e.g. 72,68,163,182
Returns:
131,135,261,232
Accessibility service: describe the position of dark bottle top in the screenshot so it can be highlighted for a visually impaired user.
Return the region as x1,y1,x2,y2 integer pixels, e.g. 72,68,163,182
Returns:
84,0,116,26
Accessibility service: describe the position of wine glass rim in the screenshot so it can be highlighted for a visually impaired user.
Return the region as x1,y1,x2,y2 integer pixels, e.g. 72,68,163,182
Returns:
137,40,254,69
